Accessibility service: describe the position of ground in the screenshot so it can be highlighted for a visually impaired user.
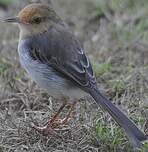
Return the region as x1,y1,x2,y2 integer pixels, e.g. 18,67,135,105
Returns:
0,0,148,152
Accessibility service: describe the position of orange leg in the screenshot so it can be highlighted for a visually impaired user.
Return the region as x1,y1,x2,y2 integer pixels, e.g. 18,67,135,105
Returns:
32,101,67,136
47,101,67,126
32,101,77,136
60,101,77,124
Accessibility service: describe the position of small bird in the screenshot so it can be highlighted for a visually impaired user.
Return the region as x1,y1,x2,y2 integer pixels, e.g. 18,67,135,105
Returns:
0,3,147,148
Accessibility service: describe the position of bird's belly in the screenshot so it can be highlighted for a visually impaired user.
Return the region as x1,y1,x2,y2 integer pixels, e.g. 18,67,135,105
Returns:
19,54,86,99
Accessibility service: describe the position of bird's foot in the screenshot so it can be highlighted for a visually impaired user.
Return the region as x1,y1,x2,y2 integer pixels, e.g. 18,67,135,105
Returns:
31,123,56,136
31,119,62,136
31,101,77,136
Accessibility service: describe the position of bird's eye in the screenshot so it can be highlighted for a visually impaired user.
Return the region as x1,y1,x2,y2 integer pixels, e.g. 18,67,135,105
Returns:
32,17,42,24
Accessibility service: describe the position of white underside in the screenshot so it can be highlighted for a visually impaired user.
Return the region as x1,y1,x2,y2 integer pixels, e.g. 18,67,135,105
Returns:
19,50,86,100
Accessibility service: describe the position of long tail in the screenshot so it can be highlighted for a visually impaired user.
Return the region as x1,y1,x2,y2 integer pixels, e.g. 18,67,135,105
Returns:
89,88,147,148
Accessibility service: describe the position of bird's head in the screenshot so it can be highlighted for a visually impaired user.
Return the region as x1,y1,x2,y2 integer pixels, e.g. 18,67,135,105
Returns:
0,3,61,38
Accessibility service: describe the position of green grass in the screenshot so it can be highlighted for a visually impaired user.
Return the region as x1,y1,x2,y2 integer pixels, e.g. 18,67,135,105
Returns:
112,79,126,94
95,122,126,150
92,61,111,77
0,59,11,75
94,118,147,151
0,0,12,5
94,0,148,45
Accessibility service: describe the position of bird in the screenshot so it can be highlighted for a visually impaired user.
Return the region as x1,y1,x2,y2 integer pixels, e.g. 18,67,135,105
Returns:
0,3,147,149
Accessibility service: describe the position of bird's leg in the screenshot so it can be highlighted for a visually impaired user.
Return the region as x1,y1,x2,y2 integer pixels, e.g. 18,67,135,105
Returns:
46,101,67,128
44,100,77,128
32,100,67,136
32,100,77,136
60,101,77,125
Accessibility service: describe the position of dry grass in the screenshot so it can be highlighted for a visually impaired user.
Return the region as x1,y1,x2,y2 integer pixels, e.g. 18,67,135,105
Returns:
0,0,148,151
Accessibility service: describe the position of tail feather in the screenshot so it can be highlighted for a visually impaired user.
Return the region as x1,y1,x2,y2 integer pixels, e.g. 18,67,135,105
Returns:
89,88,147,148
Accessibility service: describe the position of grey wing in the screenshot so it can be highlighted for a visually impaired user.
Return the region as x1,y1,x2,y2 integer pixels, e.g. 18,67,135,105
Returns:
58,50,97,88
26,29,97,90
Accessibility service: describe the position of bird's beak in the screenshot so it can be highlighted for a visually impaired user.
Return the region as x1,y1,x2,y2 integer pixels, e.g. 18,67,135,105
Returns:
0,16,19,23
